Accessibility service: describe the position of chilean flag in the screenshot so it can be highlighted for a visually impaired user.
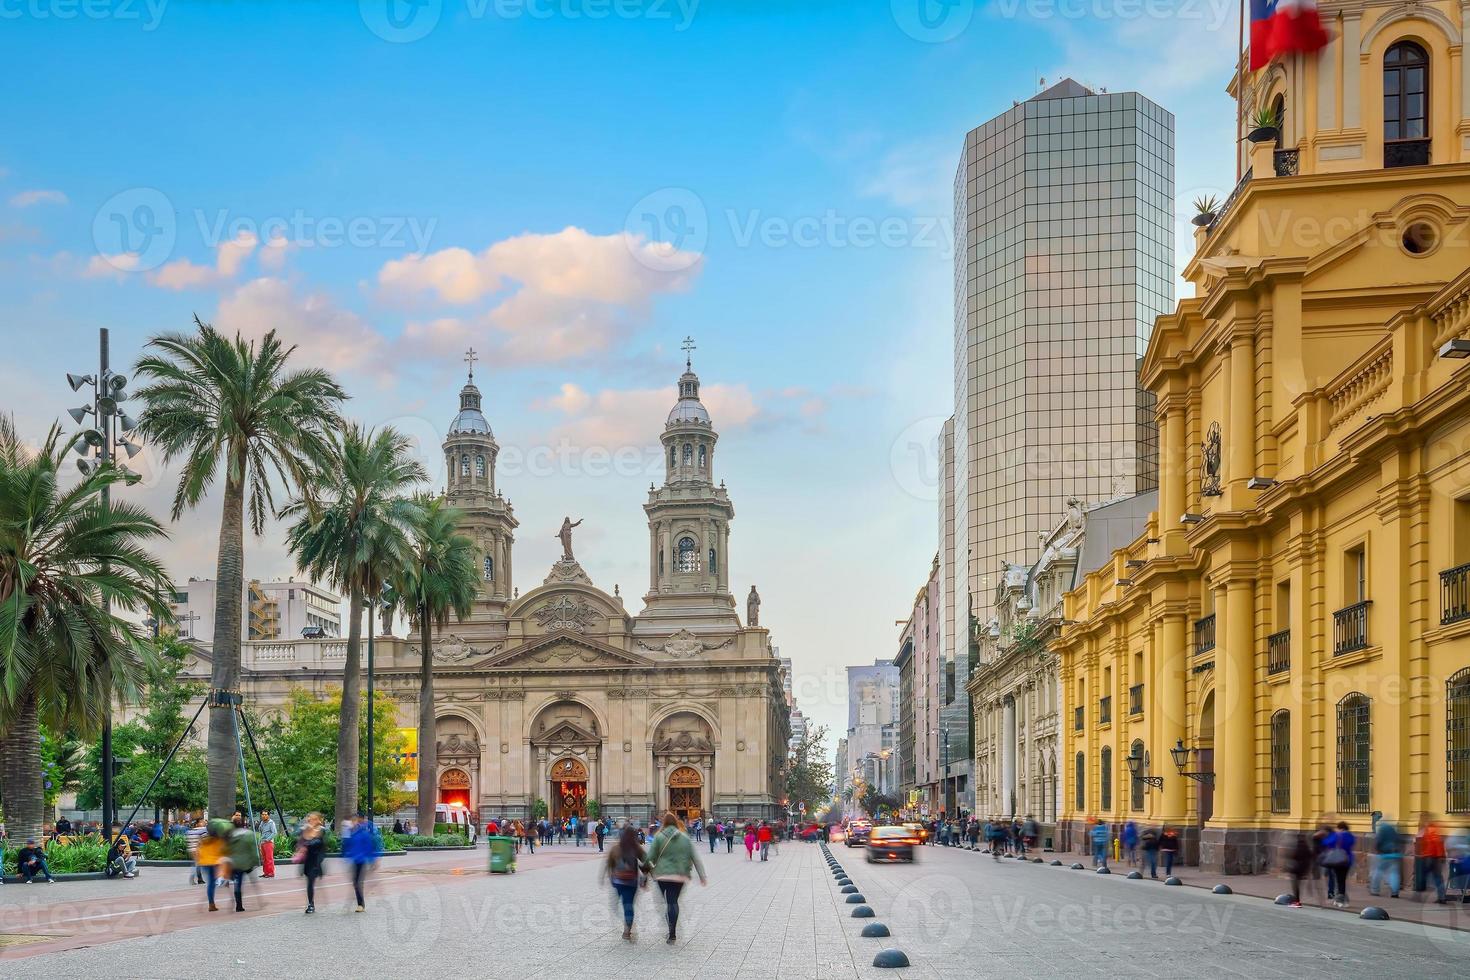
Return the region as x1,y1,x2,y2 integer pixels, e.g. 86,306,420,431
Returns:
1250,0,1329,70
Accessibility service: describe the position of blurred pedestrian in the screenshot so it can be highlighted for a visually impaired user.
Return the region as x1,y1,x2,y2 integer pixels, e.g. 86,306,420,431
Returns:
1284,834,1313,908
647,812,707,944
757,821,773,861
186,817,208,885
299,811,327,914
343,813,378,912
1122,820,1139,867
1089,819,1109,869
708,821,719,854
1140,825,1159,878
602,824,651,941
724,821,735,853
1415,814,1448,904
1369,814,1402,899
1159,825,1180,877
743,824,756,860
226,814,259,911
199,820,229,910
1322,820,1356,908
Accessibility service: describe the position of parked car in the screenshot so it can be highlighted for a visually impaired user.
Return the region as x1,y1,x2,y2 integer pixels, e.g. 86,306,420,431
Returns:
866,825,918,863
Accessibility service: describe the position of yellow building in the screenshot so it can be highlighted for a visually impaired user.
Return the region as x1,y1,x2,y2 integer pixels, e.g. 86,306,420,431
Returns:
1055,0,1470,873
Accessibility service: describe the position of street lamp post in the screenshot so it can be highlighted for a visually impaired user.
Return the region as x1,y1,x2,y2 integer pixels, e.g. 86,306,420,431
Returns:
366,593,377,824
67,327,142,831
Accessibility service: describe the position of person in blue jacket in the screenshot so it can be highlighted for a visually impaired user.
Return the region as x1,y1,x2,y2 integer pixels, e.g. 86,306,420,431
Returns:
342,814,379,912
1321,820,1357,908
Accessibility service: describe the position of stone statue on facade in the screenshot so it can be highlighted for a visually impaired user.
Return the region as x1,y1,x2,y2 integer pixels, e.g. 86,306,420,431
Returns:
747,585,761,627
557,516,583,561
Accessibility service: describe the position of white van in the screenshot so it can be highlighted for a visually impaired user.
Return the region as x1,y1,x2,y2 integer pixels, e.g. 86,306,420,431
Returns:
434,803,478,843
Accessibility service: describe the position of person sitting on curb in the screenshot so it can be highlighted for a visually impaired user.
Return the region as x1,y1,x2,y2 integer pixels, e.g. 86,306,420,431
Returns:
18,839,57,883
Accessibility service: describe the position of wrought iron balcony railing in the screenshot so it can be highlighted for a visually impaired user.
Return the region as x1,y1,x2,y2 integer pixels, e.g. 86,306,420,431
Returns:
1333,601,1372,656
1267,628,1291,675
1442,563,1470,626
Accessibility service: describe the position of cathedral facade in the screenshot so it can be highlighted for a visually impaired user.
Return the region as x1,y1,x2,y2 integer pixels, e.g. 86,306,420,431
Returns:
179,355,790,824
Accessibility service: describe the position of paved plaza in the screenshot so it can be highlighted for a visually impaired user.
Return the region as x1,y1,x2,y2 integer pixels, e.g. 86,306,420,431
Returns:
3,840,1468,978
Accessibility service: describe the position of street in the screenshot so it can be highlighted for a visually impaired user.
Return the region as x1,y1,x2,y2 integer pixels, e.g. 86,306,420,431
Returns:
4,839,1467,978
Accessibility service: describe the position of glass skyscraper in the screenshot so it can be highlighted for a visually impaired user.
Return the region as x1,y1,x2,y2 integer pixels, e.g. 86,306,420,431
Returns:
945,79,1175,788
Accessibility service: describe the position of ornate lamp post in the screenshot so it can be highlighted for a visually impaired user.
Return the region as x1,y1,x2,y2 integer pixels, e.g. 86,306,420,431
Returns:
1125,747,1164,789
1168,738,1215,786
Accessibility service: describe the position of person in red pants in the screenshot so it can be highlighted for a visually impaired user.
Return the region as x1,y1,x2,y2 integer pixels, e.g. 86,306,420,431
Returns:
256,810,278,879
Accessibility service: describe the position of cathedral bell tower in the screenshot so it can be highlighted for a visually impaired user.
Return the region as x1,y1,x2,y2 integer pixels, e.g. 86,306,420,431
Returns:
640,339,738,626
442,349,517,630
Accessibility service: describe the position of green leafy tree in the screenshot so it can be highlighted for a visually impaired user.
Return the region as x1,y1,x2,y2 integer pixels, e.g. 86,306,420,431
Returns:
282,425,424,825
249,688,407,823
78,638,209,819
134,321,346,819
0,417,171,840
391,495,478,839
782,723,835,815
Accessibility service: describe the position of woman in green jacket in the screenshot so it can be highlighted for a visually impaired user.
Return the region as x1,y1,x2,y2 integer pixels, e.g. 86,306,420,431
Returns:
646,811,708,944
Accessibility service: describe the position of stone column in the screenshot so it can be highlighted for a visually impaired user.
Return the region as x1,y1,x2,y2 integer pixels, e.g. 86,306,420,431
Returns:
1217,580,1255,825
1228,332,1257,500
1158,613,1189,823
1158,396,1187,552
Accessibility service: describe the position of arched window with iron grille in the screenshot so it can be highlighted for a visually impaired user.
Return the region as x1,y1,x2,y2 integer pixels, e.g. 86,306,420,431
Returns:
1336,694,1372,812
1448,669,1470,813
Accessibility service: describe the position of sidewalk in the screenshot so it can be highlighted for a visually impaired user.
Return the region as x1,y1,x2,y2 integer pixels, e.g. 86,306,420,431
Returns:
1000,845,1470,931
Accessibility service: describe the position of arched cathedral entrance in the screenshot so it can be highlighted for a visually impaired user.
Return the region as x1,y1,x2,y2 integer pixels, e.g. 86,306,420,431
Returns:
668,766,703,824
550,756,588,822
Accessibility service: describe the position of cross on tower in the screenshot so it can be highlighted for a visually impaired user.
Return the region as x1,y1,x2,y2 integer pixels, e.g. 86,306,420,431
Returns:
464,346,478,380
681,335,696,369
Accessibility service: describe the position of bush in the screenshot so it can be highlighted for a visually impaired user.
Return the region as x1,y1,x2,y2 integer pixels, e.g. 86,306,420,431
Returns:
3,838,111,875
142,836,191,861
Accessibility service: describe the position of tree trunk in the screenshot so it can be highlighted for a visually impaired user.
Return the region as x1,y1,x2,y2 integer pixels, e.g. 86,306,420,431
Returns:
417,606,437,837
335,584,364,827
207,470,246,819
0,689,43,841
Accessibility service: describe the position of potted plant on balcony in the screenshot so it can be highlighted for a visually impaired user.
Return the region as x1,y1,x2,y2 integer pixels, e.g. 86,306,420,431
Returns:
1246,106,1281,144
1190,194,1220,227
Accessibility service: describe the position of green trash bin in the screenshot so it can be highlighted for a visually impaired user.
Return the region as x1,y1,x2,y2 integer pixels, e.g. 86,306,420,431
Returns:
488,835,517,874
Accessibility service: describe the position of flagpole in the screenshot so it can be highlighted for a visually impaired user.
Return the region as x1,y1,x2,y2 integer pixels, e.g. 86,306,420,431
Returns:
1237,0,1246,181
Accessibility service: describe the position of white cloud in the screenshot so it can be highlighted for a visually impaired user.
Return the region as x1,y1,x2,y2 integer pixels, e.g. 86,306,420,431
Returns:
149,232,259,291
378,227,701,307
9,189,68,208
530,380,761,451
383,226,702,366
214,276,392,383
83,253,143,279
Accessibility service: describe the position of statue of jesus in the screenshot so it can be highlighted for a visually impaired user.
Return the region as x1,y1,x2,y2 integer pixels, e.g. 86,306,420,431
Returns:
557,516,583,562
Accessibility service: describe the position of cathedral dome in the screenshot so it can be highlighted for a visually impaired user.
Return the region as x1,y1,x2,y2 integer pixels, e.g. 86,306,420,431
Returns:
450,379,493,436
666,368,710,425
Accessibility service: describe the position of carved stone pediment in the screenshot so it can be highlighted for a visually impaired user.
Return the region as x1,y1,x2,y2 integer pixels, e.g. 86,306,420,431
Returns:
433,633,503,664
483,632,654,670
531,719,602,747
636,629,736,659
436,732,481,759
531,595,600,633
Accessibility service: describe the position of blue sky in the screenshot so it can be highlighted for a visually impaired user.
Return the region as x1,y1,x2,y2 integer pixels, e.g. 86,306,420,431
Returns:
0,0,1241,748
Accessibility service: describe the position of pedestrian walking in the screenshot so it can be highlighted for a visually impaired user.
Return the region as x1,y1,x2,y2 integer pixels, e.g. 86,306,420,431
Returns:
199,820,229,911
1122,820,1139,867
523,819,537,854
709,821,720,854
256,810,277,879
1139,825,1159,878
743,825,756,860
298,812,327,914
1284,833,1313,908
602,824,651,941
1089,819,1109,869
226,815,259,911
1159,825,1180,877
186,817,208,885
1321,820,1357,908
757,821,773,861
343,814,378,912
724,822,735,853
1415,814,1449,904
646,812,707,945
1023,815,1039,855
1368,814,1402,898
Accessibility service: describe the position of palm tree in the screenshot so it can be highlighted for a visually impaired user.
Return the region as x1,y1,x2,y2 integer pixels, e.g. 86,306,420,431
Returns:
133,320,345,819
392,495,478,837
284,426,424,825
0,417,171,840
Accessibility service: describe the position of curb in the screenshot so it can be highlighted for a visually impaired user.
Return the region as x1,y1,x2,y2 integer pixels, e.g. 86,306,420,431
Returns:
1,871,107,882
